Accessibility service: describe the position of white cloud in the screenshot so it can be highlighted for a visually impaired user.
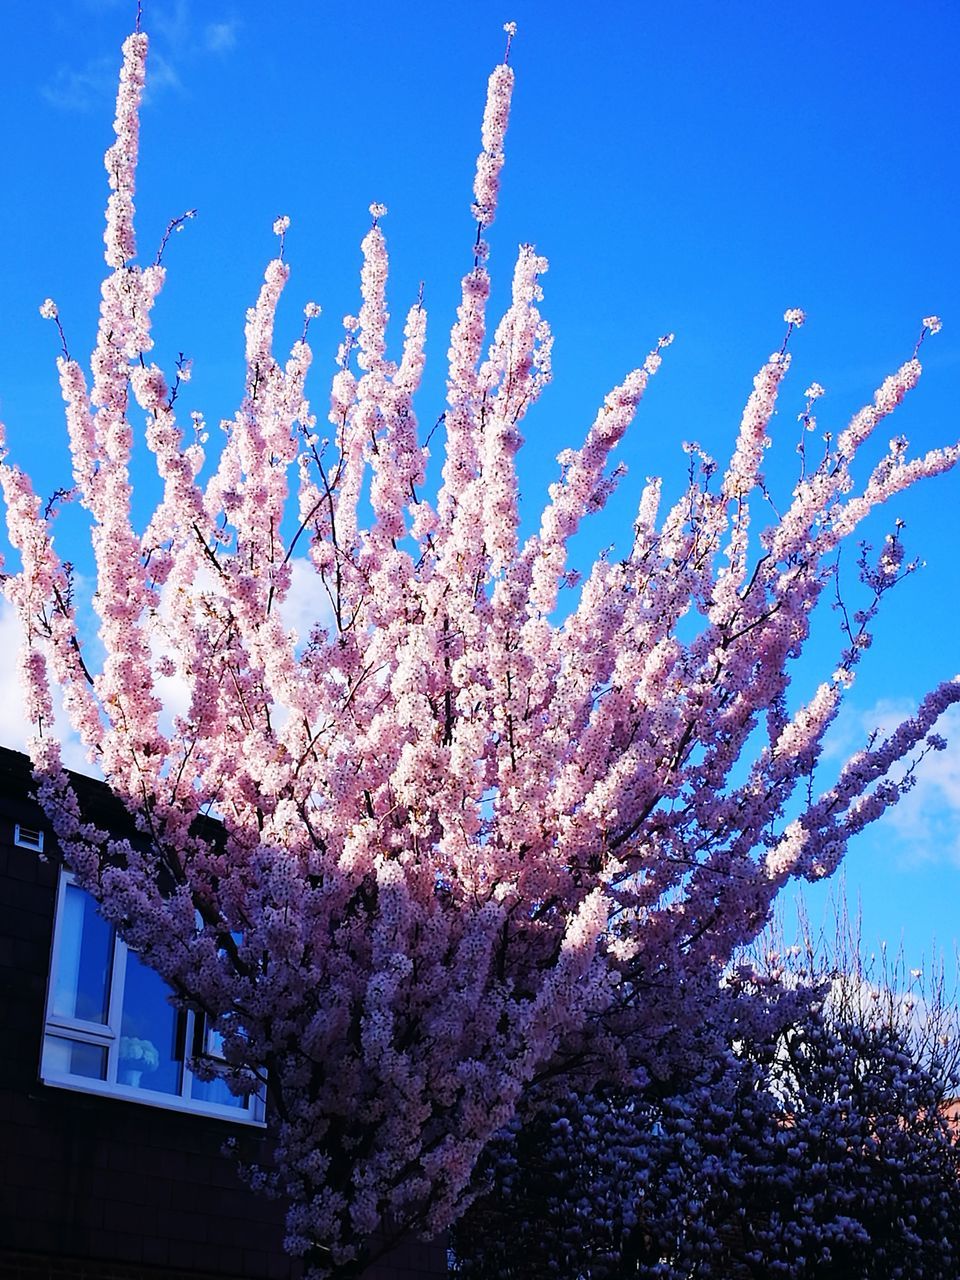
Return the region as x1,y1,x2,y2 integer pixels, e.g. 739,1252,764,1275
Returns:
0,598,96,777
824,697,960,865
204,21,238,54
883,705,960,862
43,3,235,112
151,0,192,50
42,48,181,113
0,558,329,781
41,56,118,112
152,2,239,61
141,51,183,101
154,666,193,739
0,601,31,752
145,556,331,739
277,556,334,649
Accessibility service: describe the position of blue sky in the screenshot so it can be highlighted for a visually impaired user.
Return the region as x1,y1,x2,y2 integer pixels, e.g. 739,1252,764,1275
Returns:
0,0,958,972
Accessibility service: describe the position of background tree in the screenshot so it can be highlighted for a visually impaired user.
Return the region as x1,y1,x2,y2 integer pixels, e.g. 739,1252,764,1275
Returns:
1,17,958,1279
451,933,960,1279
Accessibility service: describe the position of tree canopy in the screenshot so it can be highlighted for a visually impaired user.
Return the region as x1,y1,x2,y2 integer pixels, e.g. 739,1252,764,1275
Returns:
1,20,957,1278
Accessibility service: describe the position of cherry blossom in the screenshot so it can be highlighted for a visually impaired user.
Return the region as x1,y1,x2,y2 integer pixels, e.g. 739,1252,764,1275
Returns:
0,19,957,1280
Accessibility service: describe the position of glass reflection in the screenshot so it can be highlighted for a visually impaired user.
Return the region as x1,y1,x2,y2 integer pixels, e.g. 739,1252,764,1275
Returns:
51,884,113,1024
45,1035,108,1080
191,1025,245,1109
118,951,183,1095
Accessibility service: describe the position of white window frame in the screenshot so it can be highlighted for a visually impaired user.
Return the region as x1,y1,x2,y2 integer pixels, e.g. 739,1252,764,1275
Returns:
14,822,44,852
41,869,265,1125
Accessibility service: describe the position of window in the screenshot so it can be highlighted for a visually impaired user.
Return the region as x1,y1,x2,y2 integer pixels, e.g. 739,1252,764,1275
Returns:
41,871,265,1124
14,823,44,852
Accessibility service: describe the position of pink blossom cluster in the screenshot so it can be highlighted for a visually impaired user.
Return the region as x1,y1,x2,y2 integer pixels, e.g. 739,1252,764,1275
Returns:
103,33,147,268
472,62,514,227
0,22,958,1280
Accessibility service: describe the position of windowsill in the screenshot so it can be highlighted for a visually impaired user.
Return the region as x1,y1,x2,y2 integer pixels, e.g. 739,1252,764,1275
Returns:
39,1069,268,1126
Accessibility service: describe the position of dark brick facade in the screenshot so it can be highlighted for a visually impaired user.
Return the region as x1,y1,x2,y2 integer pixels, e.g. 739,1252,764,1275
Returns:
0,748,446,1280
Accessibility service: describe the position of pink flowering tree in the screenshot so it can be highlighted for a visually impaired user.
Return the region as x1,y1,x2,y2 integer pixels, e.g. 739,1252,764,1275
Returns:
1,18,958,1279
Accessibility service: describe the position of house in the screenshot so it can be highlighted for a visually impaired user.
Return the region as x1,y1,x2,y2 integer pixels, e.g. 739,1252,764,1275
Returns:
0,746,446,1280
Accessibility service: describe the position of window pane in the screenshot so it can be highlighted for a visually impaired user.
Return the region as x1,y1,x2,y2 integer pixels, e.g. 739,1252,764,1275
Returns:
191,1072,247,1110
44,1035,108,1080
51,883,114,1023
118,951,183,1095
188,1017,247,1110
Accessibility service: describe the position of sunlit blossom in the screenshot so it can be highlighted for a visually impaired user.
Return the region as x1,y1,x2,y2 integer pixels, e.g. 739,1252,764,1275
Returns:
1,16,957,1280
